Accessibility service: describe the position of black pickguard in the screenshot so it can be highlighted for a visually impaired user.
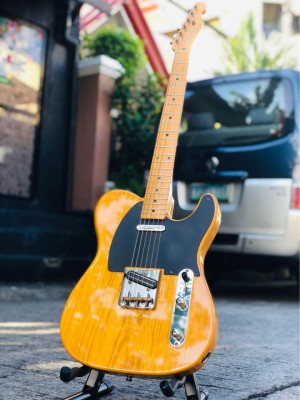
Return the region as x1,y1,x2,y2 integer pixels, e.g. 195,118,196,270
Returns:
108,194,216,276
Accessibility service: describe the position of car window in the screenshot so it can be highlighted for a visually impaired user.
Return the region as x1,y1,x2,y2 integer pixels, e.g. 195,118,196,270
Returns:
179,77,295,147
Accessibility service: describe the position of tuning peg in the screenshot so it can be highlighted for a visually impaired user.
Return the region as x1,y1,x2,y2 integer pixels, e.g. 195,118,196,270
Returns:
192,21,196,25
194,4,198,9
187,18,190,23
179,31,183,36
190,11,194,16
183,24,187,29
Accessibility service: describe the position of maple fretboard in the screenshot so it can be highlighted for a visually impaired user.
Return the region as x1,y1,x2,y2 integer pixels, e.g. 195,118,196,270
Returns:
141,50,190,220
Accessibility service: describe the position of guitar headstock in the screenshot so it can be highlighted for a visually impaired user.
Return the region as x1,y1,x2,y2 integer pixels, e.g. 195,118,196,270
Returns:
171,2,206,52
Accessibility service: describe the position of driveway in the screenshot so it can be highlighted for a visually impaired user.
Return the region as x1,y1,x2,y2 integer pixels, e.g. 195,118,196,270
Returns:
0,283,299,399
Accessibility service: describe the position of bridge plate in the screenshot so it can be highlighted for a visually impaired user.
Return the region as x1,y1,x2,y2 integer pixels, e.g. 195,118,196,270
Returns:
119,267,160,309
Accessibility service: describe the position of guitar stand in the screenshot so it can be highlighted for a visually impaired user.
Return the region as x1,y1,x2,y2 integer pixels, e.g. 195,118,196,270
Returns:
60,365,208,400
160,374,209,399
60,366,114,400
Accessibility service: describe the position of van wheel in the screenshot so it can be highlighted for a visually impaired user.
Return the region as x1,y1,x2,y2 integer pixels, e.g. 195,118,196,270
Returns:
289,260,299,283
205,263,220,287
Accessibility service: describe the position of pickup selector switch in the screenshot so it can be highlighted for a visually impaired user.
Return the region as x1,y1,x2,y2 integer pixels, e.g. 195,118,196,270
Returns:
181,271,190,282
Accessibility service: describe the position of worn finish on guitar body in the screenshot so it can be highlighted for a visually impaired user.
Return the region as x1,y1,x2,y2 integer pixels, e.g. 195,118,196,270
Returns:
60,189,220,378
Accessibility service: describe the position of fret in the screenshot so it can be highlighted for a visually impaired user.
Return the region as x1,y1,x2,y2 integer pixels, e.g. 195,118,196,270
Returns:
162,103,183,106
161,116,181,119
143,208,170,212
149,167,173,170
143,197,169,201
158,130,178,132
148,173,172,177
154,153,175,156
146,182,171,186
156,140,177,143
147,186,170,194
153,160,173,162
163,94,185,98
152,158,175,162
142,208,169,212
143,200,169,204
142,211,169,214
147,181,171,184
157,136,178,139
155,146,177,149
160,122,180,125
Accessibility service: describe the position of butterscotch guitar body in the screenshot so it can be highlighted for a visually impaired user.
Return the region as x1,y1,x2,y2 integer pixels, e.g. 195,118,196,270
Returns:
61,189,220,378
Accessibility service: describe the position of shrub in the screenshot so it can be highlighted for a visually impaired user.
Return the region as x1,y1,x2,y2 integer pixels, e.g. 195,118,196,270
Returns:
216,12,297,74
81,27,147,77
81,27,165,195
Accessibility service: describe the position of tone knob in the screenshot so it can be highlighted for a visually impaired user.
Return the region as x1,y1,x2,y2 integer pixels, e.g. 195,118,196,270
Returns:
171,328,183,341
175,296,188,311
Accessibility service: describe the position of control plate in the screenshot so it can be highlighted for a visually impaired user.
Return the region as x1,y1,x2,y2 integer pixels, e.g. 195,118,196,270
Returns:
169,268,194,347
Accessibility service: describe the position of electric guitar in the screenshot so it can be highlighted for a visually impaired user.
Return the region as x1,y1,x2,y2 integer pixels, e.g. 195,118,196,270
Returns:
61,2,220,378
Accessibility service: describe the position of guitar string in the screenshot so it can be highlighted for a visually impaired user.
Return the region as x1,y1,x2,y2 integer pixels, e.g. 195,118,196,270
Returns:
144,59,183,269
136,50,187,308
129,50,188,302
131,65,175,296
141,56,181,271
150,50,188,271
153,48,190,369
132,62,177,271
145,50,187,275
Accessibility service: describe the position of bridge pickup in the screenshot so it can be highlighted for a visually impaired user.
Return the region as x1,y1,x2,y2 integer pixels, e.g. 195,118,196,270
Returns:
125,270,158,289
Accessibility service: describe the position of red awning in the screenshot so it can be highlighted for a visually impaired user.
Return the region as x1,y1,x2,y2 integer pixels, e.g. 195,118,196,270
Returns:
123,0,169,79
80,0,123,32
80,0,168,79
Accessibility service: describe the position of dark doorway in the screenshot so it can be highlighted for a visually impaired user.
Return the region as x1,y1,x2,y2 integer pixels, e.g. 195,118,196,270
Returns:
0,0,96,281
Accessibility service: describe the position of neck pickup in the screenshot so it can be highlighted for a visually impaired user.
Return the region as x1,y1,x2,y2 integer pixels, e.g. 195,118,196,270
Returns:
137,224,165,232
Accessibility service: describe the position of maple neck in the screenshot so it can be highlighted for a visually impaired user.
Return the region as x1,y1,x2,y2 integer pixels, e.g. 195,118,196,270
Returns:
141,51,190,220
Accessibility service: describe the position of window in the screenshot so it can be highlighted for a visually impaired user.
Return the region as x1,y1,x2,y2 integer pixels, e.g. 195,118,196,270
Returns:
179,77,294,147
263,3,281,36
0,16,46,198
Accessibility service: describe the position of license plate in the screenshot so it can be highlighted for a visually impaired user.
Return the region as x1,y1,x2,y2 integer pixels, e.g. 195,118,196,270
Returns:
190,183,233,203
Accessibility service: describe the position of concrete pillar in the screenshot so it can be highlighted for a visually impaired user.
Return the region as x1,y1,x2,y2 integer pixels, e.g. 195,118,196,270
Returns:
72,55,124,210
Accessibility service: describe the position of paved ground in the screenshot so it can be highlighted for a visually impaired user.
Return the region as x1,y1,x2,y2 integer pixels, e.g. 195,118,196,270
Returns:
0,283,299,400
